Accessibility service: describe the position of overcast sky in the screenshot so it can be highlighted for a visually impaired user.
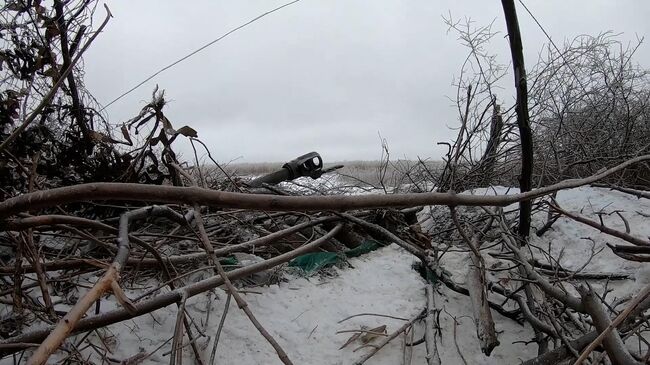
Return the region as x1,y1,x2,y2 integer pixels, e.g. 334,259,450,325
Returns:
84,1,650,163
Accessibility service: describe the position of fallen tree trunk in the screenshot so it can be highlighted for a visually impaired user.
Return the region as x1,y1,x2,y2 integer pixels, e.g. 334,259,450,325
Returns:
424,284,441,365
466,227,499,355
576,285,639,365
451,209,499,355
1,154,649,218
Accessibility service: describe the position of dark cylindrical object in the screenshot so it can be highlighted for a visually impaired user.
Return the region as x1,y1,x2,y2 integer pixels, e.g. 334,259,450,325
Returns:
247,152,324,188
248,169,291,188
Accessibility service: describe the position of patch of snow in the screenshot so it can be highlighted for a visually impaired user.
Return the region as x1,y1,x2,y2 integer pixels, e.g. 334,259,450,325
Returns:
54,245,428,364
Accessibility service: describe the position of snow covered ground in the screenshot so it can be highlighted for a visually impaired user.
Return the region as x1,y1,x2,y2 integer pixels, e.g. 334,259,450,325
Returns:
424,186,650,363
5,186,650,364
45,245,428,364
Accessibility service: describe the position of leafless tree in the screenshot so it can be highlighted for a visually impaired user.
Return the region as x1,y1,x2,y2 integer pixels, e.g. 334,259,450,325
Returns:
529,32,650,188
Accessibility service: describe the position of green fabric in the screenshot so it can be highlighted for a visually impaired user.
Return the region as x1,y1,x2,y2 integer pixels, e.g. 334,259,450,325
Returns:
219,256,238,266
288,239,387,274
345,239,383,258
425,267,440,285
422,265,451,286
288,252,340,274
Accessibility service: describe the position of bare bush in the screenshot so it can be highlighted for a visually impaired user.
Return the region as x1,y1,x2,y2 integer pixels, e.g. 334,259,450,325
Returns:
436,15,521,193
0,1,121,197
529,33,650,188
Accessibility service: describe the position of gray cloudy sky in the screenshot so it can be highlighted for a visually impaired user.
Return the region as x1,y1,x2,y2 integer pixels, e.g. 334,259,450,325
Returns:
84,1,650,163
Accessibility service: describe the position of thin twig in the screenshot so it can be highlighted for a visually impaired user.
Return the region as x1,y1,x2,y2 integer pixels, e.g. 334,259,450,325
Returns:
338,313,409,324
209,293,231,365
352,311,424,365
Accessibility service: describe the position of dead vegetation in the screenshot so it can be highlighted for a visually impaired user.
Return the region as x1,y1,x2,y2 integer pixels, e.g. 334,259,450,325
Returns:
1,1,650,364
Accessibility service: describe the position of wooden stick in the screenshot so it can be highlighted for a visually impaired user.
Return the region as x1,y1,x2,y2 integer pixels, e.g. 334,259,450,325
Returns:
572,284,650,365
169,292,188,365
209,294,231,365
457,217,499,355
339,213,423,259
27,264,119,365
424,284,441,365
1,154,649,219
550,202,650,246
575,285,638,365
22,231,56,319
352,311,423,365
